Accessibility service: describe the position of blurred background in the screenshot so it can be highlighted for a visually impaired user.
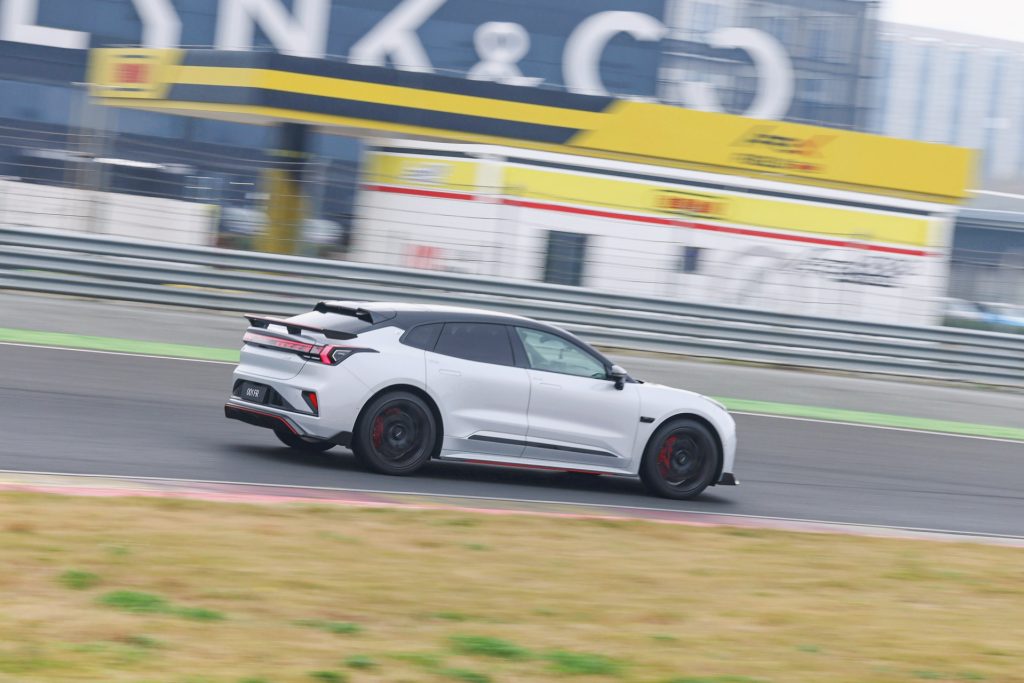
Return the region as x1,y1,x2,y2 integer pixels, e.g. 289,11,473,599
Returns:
0,0,1022,333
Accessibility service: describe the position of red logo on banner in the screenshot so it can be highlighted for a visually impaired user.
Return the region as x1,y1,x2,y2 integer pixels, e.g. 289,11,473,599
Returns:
115,62,150,84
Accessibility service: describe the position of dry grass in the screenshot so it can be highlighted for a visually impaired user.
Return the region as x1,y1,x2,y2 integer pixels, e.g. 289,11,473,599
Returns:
0,492,1022,683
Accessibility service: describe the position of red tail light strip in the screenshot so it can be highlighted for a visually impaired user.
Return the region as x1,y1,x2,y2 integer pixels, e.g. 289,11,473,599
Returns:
243,330,316,354
243,330,375,366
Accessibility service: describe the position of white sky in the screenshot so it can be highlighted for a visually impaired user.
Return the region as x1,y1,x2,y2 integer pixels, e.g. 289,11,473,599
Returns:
880,0,1024,42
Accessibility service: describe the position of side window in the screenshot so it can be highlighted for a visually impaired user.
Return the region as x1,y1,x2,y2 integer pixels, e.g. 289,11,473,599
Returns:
434,323,514,366
515,327,607,379
401,323,442,350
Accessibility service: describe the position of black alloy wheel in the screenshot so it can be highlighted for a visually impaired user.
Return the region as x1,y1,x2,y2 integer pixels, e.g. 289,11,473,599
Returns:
353,391,437,475
639,418,720,500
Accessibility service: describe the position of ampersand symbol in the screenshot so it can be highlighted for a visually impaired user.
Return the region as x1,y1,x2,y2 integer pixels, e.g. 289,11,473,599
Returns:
468,22,543,86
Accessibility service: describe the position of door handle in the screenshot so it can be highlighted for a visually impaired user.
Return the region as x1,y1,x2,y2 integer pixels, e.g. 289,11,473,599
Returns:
538,382,560,389
439,368,461,376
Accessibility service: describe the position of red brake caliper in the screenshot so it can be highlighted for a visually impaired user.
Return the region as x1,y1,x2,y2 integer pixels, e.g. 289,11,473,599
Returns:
657,435,677,477
371,415,384,449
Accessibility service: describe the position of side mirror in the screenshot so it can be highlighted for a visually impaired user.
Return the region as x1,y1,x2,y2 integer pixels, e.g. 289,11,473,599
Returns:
609,364,628,390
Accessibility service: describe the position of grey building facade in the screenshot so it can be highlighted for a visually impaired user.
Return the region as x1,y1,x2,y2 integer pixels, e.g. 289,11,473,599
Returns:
657,0,879,130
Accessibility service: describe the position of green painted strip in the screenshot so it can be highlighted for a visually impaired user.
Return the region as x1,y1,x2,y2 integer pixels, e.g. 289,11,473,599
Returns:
1,327,1020,442
0,328,240,363
718,398,1024,442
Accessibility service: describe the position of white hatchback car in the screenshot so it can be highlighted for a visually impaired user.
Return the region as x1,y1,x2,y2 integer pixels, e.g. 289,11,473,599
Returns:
225,301,737,499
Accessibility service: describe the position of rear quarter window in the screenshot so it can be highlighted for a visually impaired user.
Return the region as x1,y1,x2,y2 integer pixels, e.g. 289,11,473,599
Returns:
401,323,443,350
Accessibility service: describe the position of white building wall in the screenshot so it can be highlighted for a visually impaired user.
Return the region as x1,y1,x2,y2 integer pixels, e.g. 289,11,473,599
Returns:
351,143,957,326
0,179,214,245
920,41,955,144
878,23,1024,186
989,55,1024,180
883,36,923,141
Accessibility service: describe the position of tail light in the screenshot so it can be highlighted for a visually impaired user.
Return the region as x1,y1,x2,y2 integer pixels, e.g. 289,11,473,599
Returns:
318,345,371,365
243,331,375,366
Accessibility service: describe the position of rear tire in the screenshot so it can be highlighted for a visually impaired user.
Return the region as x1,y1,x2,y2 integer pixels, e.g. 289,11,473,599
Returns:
352,391,437,476
639,418,720,500
274,428,335,454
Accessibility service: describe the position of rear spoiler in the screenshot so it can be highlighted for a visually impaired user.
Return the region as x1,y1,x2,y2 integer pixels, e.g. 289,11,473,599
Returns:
314,301,395,324
243,314,357,340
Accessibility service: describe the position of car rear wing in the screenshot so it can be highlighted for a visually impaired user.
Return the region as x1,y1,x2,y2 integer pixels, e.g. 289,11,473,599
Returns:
314,301,395,324
243,314,357,340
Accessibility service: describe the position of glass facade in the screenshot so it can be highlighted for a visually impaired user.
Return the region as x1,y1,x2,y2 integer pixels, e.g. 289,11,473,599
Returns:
657,0,876,130
873,23,1024,186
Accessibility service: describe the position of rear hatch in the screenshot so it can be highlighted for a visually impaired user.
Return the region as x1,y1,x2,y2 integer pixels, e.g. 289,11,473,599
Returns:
238,308,379,380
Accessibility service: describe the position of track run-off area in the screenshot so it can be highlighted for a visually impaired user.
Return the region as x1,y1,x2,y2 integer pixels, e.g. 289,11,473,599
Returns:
1,319,1023,540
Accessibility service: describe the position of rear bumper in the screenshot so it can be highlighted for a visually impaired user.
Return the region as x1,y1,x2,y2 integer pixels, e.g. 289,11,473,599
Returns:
224,403,303,434
224,402,353,447
717,472,738,486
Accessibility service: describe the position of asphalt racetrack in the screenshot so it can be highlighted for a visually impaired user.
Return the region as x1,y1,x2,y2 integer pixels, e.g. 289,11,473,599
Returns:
2,342,1022,537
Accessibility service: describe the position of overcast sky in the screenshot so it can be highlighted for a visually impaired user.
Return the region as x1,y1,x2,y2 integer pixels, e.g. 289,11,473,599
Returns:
880,0,1024,42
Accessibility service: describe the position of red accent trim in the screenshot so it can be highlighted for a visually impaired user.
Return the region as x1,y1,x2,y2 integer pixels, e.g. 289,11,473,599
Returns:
365,184,930,257
501,198,930,257
460,459,605,475
362,184,476,202
243,331,316,354
226,403,298,434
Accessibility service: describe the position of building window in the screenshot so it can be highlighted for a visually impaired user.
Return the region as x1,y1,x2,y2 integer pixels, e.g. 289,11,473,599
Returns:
913,44,933,140
808,25,827,60
677,246,702,274
949,50,969,145
691,1,719,33
543,231,588,287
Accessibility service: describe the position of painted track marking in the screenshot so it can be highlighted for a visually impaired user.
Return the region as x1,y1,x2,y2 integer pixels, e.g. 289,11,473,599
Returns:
2,340,1022,443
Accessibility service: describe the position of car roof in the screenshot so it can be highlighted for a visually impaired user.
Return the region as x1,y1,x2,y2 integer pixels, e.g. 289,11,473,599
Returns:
315,300,606,358
319,300,534,324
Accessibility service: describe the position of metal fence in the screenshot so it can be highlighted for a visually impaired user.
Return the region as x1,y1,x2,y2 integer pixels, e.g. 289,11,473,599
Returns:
2,225,1023,388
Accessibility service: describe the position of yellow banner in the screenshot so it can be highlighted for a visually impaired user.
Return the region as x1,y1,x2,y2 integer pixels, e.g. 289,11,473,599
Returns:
88,48,974,202
572,102,975,202
503,165,932,248
363,154,480,192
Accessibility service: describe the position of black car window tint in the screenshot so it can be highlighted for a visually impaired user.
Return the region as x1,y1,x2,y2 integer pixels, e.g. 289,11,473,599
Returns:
402,323,443,350
434,323,514,366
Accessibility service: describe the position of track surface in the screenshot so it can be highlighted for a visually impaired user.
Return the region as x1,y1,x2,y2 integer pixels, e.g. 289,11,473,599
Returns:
2,343,1023,537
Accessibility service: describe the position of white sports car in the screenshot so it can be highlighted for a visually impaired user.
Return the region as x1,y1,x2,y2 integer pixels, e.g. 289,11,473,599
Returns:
225,301,737,499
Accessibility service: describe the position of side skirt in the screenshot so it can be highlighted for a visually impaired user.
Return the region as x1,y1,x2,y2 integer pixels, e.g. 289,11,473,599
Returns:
438,452,634,477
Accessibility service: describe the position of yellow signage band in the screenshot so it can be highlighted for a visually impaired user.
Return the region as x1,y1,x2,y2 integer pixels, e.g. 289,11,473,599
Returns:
88,47,976,203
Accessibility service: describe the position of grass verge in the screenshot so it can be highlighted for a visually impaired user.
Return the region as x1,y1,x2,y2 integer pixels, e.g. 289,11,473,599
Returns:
0,492,1022,682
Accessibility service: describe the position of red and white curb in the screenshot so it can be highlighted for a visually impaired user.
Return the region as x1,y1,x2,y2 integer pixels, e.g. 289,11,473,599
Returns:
2,470,1022,548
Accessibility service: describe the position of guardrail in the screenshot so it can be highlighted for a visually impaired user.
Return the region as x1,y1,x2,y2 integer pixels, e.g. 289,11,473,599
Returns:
2,226,1023,387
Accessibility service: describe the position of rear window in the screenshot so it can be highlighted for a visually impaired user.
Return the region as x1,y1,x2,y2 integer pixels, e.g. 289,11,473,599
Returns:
433,322,514,366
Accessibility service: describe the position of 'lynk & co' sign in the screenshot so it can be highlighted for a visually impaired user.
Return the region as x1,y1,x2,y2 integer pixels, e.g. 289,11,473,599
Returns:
0,0,796,119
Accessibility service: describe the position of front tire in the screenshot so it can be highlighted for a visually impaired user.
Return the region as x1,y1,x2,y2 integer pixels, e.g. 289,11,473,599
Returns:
352,391,437,476
639,418,720,500
274,428,335,453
